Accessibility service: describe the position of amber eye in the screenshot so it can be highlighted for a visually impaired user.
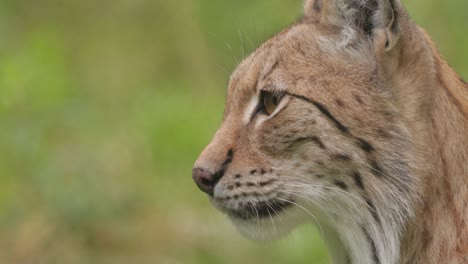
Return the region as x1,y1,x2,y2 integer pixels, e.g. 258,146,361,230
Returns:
262,91,283,116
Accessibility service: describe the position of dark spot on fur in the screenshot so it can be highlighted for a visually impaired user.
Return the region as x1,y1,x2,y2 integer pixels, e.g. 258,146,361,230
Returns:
224,149,234,165
335,98,345,107
246,182,256,187
235,174,242,179
334,180,348,190
250,169,257,175
316,161,325,166
260,169,266,175
357,138,375,153
316,174,324,179
233,195,239,199
333,154,351,161
259,180,274,187
227,185,234,190
352,172,365,190
235,182,242,188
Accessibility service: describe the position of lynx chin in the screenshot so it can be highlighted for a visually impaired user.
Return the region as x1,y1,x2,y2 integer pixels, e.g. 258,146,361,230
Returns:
192,0,468,263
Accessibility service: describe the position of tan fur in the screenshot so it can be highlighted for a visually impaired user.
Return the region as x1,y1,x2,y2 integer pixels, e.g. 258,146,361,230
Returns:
193,1,468,263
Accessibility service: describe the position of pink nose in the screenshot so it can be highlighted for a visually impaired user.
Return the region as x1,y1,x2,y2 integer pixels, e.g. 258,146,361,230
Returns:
192,167,216,196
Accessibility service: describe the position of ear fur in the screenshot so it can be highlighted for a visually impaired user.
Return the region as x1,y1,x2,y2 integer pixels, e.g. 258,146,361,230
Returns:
304,0,324,18
304,0,400,52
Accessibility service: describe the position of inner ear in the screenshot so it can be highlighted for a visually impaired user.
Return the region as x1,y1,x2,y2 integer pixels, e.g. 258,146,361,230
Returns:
372,0,400,52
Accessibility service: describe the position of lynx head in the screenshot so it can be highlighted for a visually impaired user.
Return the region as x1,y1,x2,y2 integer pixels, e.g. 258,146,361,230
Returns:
193,1,418,262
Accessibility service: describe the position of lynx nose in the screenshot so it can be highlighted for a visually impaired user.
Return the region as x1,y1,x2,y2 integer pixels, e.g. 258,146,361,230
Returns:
192,167,217,196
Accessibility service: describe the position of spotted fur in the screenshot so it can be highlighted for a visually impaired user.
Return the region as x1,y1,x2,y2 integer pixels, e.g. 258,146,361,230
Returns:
193,1,468,263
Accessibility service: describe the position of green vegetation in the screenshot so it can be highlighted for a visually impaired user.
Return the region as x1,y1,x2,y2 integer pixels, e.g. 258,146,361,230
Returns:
0,1,466,263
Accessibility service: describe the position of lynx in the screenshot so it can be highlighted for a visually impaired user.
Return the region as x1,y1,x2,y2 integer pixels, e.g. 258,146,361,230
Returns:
192,0,468,263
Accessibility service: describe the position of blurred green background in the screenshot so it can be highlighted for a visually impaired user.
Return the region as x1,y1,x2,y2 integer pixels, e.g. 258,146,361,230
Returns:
0,0,466,263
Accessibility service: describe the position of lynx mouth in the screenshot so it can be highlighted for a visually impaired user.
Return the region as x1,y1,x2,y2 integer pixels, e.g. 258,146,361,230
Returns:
222,199,294,221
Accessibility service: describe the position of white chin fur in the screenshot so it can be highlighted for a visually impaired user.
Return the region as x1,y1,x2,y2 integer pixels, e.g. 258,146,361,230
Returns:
228,208,307,241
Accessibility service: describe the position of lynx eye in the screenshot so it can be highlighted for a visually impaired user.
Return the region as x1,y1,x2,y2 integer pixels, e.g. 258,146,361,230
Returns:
261,91,283,116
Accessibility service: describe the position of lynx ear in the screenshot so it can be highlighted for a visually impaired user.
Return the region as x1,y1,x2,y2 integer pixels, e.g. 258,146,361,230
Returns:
304,0,400,52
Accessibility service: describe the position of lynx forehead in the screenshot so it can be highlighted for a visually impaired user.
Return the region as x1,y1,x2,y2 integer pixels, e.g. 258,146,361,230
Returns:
193,1,468,263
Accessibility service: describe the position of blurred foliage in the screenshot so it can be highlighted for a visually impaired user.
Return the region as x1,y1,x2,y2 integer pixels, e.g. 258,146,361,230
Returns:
0,0,466,263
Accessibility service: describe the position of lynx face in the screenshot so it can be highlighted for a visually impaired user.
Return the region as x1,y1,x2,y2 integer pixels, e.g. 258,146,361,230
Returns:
194,19,412,239
193,1,424,263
